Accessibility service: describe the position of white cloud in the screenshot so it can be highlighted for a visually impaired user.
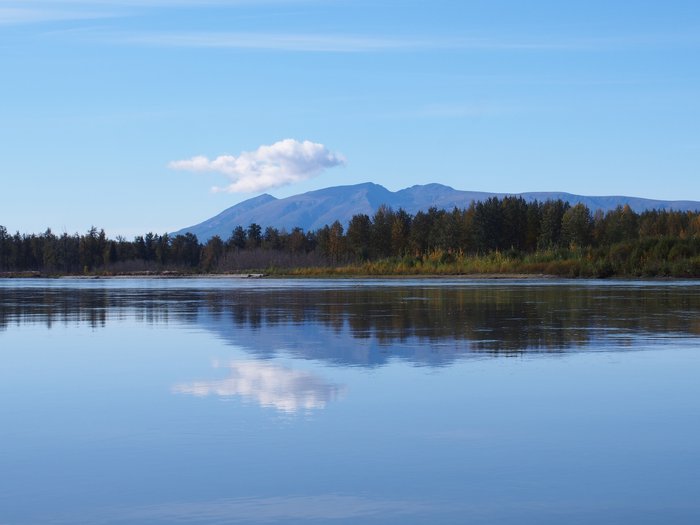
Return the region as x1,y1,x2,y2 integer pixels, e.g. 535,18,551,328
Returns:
169,138,346,193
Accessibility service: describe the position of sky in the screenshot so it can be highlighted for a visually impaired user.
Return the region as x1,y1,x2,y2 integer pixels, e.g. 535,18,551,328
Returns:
1,0,699,236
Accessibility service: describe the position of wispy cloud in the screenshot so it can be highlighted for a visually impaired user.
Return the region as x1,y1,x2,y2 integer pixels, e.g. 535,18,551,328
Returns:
4,2,700,53
169,139,346,193
407,103,523,119
0,0,316,25
0,0,300,6
119,32,466,52
100,31,700,53
367,102,533,122
0,6,111,25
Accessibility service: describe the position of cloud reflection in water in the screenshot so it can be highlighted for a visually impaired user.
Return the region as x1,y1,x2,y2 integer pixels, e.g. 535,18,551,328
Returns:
173,360,345,413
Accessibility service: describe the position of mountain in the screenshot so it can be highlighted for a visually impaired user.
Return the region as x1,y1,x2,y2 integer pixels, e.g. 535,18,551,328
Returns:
173,182,700,241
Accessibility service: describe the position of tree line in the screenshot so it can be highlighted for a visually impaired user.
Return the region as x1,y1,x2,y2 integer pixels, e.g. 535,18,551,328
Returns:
2,197,700,276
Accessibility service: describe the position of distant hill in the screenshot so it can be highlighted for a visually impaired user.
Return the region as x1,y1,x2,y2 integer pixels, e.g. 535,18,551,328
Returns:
173,182,700,241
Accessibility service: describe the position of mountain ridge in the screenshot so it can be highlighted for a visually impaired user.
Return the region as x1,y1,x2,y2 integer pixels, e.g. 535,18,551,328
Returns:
173,183,700,241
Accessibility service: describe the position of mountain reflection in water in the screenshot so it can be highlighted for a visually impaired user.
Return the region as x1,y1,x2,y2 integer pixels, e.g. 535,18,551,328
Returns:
1,282,699,367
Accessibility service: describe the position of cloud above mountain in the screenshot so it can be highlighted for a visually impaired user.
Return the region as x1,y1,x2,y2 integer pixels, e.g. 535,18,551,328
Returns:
169,139,346,193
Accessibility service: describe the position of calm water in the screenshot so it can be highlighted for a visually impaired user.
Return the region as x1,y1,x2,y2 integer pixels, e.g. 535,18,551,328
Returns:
1,278,700,524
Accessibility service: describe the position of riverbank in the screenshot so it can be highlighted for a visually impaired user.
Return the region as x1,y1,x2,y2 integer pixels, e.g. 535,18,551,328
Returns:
1,269,697,280
3,245,700,279
1,271,554,280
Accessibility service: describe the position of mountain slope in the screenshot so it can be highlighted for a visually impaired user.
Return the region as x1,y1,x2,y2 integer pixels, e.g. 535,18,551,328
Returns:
173,183,700,241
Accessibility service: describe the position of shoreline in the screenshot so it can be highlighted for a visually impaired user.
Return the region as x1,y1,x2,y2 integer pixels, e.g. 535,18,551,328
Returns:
1,272,551,280
1,272,697,281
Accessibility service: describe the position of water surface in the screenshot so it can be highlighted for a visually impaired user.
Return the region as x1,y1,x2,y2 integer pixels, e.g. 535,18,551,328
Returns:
1,279,699,524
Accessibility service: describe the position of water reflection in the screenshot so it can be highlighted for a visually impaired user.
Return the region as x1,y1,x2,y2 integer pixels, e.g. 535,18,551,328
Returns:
1,282,699,366
3,280,700,525
48,495,436,524
173,360,345,413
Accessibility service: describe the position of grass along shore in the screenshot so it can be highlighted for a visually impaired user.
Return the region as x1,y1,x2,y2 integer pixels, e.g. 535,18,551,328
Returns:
281,249,700,278
4,247,700,279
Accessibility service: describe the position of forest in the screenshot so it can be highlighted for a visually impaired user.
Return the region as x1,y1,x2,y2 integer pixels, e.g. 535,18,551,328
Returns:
2,197,700,277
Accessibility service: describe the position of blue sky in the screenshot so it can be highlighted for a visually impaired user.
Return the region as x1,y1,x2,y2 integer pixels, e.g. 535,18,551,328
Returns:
1,0,699,236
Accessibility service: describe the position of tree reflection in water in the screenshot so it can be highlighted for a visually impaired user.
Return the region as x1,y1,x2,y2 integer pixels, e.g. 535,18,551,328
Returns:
1,283,699,366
